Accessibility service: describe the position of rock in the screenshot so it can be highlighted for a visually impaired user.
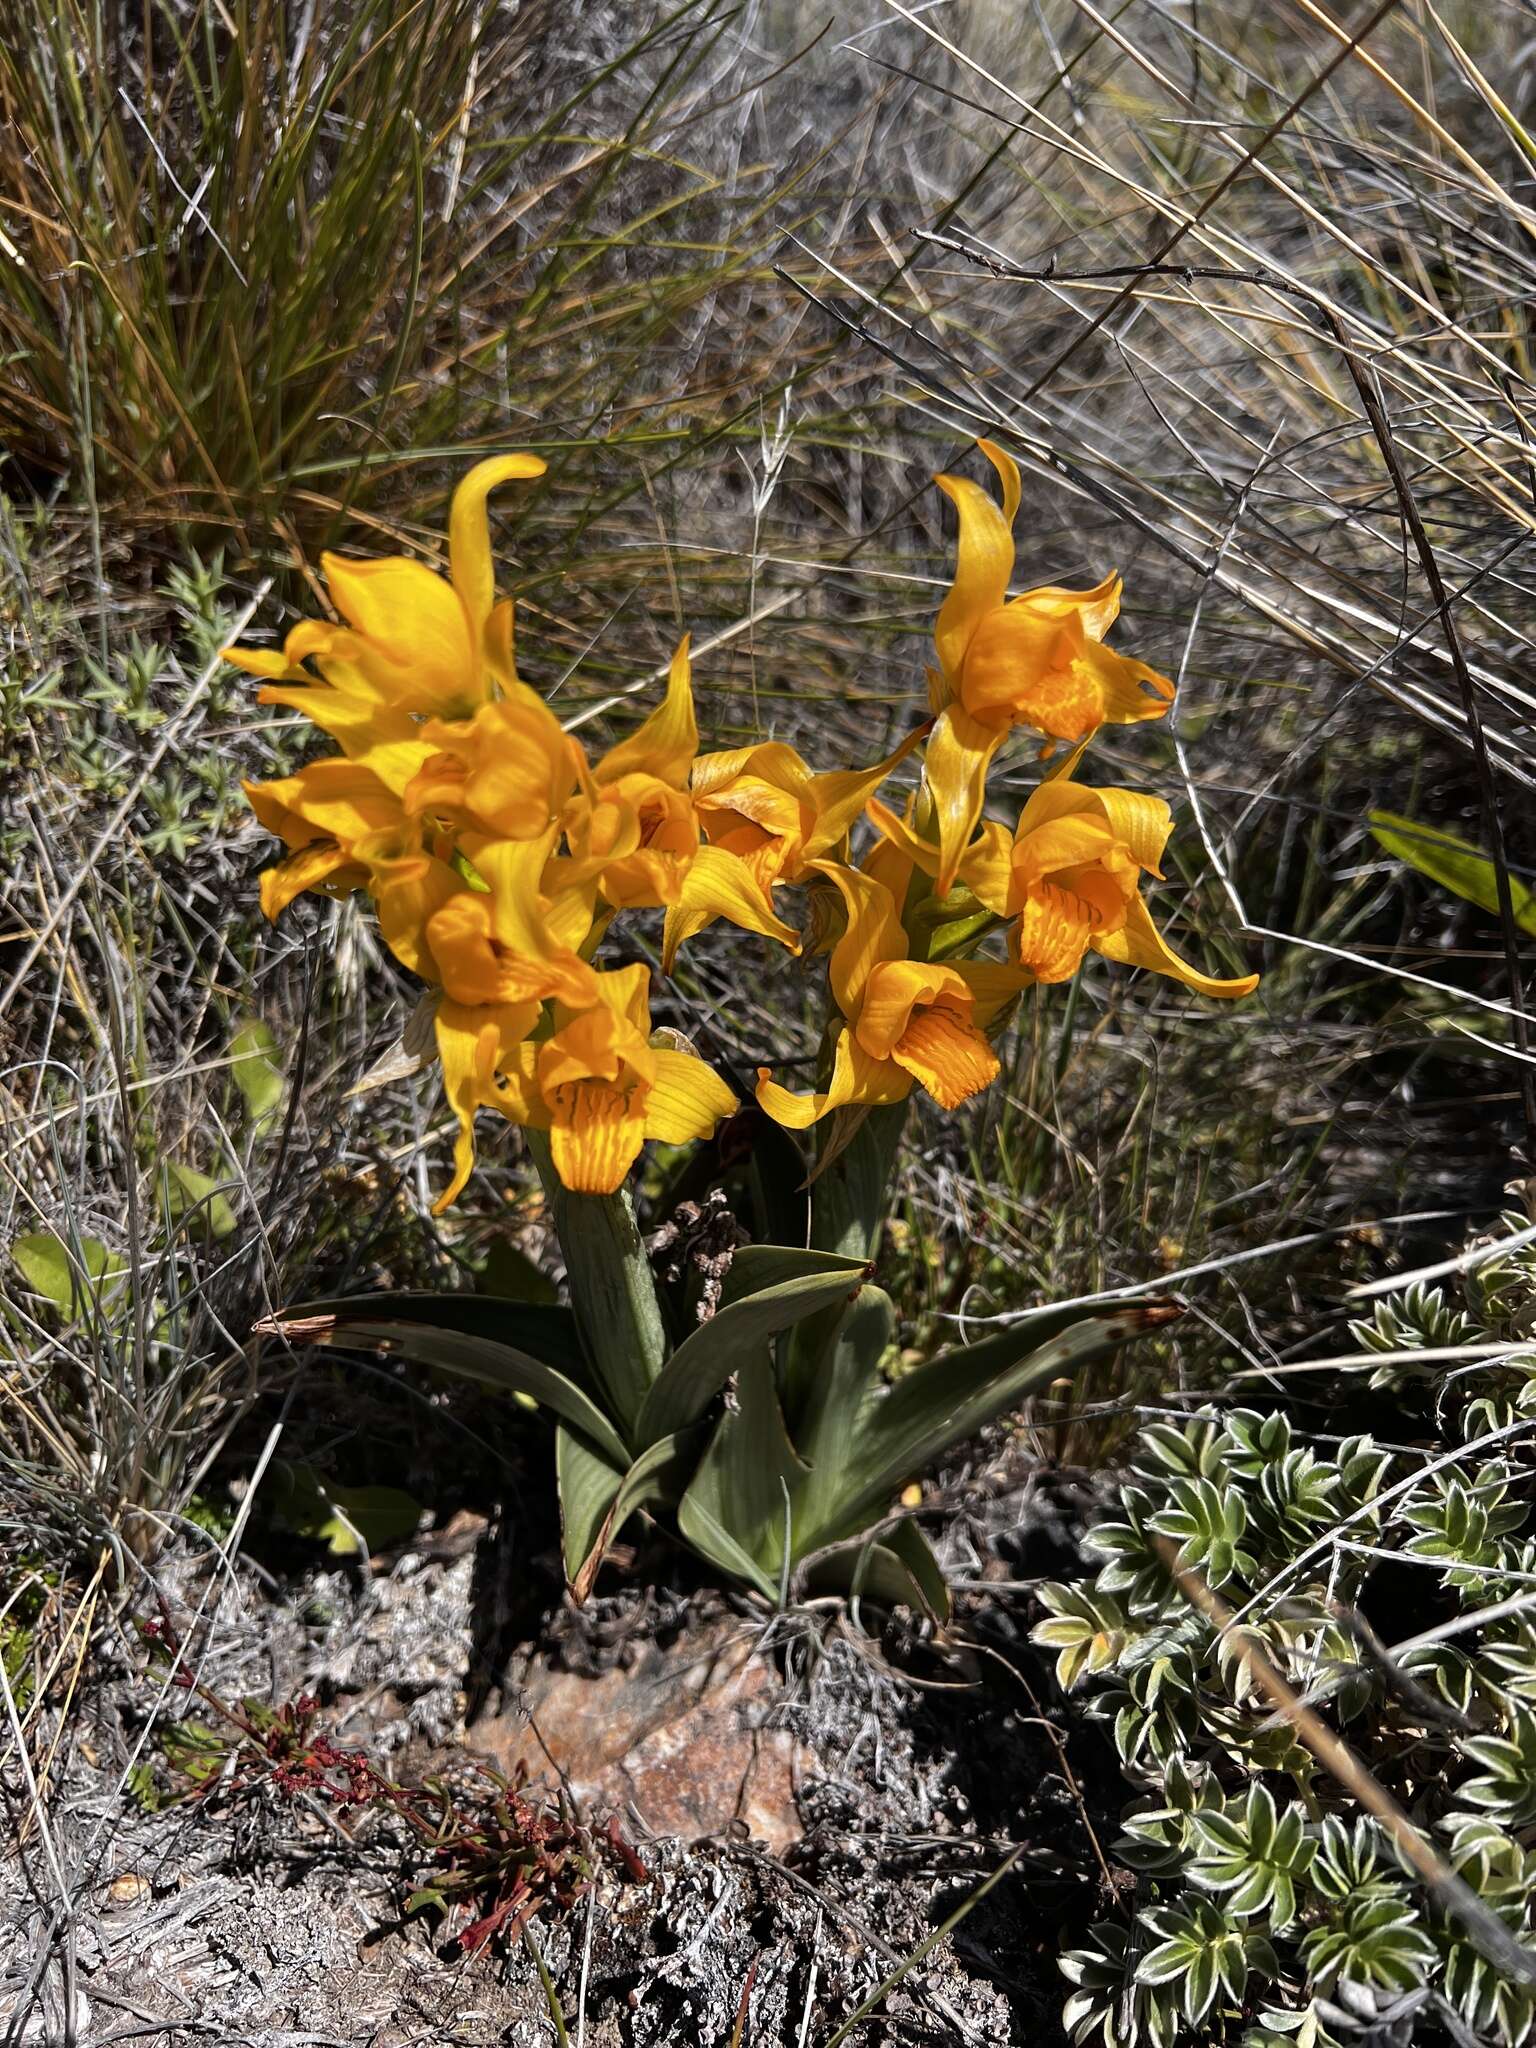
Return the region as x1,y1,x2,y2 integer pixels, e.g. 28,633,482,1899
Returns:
473,1619,809,1853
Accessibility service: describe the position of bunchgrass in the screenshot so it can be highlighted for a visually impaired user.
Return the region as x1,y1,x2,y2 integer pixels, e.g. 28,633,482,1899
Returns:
0,0,843,550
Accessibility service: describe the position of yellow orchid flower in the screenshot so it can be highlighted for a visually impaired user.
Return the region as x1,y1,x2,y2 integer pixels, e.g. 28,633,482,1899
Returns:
402,685,586,841
560,638,797,952
660,720,928,968
868,774,1259,999
926,438,1174,893
564,635,702,908
434,963,738,1207
242,758,409,919
423,832,602,1011
224,452,547,723
755,862,1023,1129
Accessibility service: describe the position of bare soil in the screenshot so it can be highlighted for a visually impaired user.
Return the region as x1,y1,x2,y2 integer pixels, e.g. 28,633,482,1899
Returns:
1,1449,1117,2046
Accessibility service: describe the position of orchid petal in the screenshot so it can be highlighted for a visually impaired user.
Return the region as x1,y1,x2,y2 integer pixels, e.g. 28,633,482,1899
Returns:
255,683,431,796
814,861,908,1017
933,473,1015,687
802,718,930,860
258,844,366,919
977,438,1022,526
1012,882,1099,984
1094,892,1259,999
660,843,800,971
755,1029,908,1130
549,1087,649,1195
448,453,546,643
855,959,956,1062
923,705,1006,897
890,1005,999,1111
599,636,698,788
646,1050,739,1144
1093,786,1174,877
432,998,540,1214
321,551,474,711
1013,570,1122,641
1075,638,1175,725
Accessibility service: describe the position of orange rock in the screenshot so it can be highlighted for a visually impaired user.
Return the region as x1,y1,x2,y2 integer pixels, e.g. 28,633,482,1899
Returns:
472,1620,807,1855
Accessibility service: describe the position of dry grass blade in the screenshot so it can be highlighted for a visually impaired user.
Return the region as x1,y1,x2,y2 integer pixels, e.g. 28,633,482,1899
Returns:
820,1844,1024,2048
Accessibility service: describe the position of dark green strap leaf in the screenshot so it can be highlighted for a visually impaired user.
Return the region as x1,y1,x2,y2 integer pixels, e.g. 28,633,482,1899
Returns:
831,1300,1179,1541
556,1425,625,1590
286,1313,632,1468
636,1253,869,1445
781,1102,909,1417
676,1357,810,1602
561,1428,698,1601
274,1291,586,1375
716,1244,870,1311
809,1098,910,1262
746,1104,812,1251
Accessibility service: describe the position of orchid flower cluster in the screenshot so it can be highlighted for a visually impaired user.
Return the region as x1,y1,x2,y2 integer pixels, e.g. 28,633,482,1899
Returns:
231,442,1256,1209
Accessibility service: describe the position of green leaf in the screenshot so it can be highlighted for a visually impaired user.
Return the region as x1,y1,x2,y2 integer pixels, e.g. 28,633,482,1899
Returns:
716,1244,871,1310
806,1519,951,1621
822,1300,1178,1545
271,1463,421,1556
781,1103,909,1417
273,1306,630,1468
1369,810,1536,932
478,1238,559,1306
125,1761,161,1812
281,1290,586,1376
556,1425,626,1590
879,1518,951,1620
635,1248,869,1444
677,1358,811,1601
792,1284,896,1539
559,1427,698,1600
164,1161,237,1239
745,1104,812,1252
229,1017,284,1129
11,1231,124,1312
807,1100,909,1265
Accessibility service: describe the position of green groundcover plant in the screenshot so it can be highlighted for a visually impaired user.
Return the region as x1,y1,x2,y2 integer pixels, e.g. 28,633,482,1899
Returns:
1035,1221,1536,2045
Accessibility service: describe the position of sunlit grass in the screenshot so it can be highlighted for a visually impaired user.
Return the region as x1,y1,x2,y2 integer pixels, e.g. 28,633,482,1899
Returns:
3,0,1530,1551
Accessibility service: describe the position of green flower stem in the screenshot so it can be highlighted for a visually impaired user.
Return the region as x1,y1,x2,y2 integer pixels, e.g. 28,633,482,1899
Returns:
527,1134,667,1443
782,1100,909,1422
809,1101,910,1264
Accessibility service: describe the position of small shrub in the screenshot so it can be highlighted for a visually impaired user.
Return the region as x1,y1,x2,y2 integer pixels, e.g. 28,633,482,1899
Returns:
1036,1222,1536,2045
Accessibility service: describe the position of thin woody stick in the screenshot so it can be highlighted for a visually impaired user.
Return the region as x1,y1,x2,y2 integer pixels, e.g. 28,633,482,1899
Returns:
1154,1536,1536,1985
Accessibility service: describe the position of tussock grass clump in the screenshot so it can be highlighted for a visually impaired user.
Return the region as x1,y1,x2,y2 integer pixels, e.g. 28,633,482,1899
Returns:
0,0,831,548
